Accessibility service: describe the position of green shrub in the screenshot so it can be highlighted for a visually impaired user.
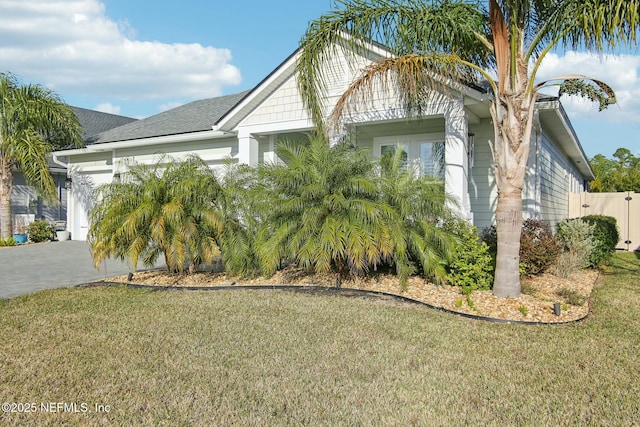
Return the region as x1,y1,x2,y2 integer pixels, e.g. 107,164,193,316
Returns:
0,237,17,246
27,220,55,243
89,155,225,274
481,219,561,277
445,220,493,295
582,215,619,267
257,137,455,287
555,219,595,277
557,287,586,306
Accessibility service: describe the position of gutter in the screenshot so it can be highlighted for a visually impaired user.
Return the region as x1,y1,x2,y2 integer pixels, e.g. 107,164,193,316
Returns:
536,98,595,181
51,153,68,169
54,129,234,157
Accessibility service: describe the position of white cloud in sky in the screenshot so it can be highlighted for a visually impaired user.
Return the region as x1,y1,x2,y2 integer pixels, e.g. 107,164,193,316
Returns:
94,102,121,115
0,0,242,105
536,51,640,123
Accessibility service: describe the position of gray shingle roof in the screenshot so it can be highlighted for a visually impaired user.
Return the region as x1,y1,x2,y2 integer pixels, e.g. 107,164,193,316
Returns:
90,91,251,144
71,107,137,143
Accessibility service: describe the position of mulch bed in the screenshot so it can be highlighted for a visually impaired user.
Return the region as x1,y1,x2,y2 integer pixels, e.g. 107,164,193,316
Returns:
109,266,598,323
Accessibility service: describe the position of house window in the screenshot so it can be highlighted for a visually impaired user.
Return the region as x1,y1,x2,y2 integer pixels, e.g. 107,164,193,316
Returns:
374,134,445,179
380,144,408,169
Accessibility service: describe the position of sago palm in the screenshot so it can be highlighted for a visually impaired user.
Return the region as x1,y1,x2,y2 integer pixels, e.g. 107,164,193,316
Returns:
89,155,224,273
0,73,83,238
296,0,639,297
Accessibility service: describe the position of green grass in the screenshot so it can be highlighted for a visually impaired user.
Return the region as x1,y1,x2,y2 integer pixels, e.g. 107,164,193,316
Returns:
1,253,639,426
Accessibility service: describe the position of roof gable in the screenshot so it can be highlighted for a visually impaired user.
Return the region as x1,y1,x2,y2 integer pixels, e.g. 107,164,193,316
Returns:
71,107,137,142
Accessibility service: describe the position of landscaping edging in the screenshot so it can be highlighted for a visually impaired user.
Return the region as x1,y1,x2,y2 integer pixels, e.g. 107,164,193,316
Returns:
81,281,590,325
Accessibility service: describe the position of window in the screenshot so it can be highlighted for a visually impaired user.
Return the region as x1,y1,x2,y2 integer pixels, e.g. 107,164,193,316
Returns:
380,144,408,169
374,134,445,179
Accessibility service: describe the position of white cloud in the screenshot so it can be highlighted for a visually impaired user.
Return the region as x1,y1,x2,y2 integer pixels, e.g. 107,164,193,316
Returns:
0,0,242,104
535,51,640,123
94,102,121,115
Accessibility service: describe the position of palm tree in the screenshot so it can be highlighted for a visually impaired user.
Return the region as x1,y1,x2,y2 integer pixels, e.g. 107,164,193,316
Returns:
257,136,410,283
217,162,263,277
89,155,224,273
377,147,456,284
0,73,83,239
296,0,638,297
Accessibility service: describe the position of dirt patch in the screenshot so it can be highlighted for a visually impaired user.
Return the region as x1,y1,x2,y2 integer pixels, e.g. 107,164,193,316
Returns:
109,266,598,323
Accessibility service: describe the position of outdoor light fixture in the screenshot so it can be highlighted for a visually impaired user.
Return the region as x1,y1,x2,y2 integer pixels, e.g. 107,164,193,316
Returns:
64,177,72,189
113,173,121,183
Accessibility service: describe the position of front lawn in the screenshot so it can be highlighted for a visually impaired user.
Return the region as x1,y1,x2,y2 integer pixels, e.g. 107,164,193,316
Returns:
0,253,638,426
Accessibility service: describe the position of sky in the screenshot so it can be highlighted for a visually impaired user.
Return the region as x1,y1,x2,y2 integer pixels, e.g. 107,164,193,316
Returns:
0,0,638,159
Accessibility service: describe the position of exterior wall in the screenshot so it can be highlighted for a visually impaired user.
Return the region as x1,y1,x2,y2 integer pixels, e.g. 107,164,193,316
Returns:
538,131,585,228
10,171,68,226
468,119,497,230
115,138,238,172
467,119,588,231
67,137,238,241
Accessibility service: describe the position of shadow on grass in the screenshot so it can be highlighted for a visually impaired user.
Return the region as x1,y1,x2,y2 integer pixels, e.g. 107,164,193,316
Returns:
601,252,640,278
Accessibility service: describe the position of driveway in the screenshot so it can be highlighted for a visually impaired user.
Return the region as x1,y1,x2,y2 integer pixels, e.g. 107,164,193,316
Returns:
0,241,160,299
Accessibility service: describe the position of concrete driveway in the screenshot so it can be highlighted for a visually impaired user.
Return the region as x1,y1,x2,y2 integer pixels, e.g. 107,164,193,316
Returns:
0,241,157,299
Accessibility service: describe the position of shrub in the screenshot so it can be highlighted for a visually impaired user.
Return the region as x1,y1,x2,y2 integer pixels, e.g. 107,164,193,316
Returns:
377,146,456,285
445,220,493,295
27,220,55,243
519,219,562,276
557,287,586,306
89,155,225,274
555,219,595,277
582,215,619,267
257,136,450,287
0,237,17,246
257,137,398,281
481,219,561,277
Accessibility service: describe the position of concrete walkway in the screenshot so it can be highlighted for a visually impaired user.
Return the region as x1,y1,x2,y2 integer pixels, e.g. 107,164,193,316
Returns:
0,241,158,299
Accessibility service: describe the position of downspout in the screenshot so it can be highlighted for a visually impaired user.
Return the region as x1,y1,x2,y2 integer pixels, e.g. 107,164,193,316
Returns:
533,110,542,218
51,153,68,169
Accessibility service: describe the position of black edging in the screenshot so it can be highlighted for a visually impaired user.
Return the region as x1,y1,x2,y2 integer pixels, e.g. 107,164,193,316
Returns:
80,281,590,326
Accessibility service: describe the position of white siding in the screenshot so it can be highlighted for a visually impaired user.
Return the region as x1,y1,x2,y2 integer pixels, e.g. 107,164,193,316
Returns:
538,132,583,228
115,138,238,173
468,119,497,230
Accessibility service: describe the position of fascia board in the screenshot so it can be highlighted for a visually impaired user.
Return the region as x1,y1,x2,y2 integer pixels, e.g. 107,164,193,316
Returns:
54,130,233,157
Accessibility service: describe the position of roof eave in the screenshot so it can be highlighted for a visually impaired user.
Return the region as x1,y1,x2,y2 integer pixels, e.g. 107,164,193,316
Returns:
537,98,595,181
54,129,234,156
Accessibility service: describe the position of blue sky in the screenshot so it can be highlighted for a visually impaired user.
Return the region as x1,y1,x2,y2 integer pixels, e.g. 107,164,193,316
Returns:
0,0,638,159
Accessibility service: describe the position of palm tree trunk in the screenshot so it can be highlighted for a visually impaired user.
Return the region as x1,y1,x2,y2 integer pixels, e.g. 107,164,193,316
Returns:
492,189,523,297
0,163,13,239
489,90,535,298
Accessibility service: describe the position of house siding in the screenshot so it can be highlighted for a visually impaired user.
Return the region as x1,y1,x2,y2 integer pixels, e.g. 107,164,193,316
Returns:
10,172,68,224
115,138,238,172
538,132,584,228
468,119,497,230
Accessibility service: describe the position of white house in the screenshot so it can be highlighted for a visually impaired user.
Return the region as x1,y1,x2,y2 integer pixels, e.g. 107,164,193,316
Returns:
53,42,594,241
